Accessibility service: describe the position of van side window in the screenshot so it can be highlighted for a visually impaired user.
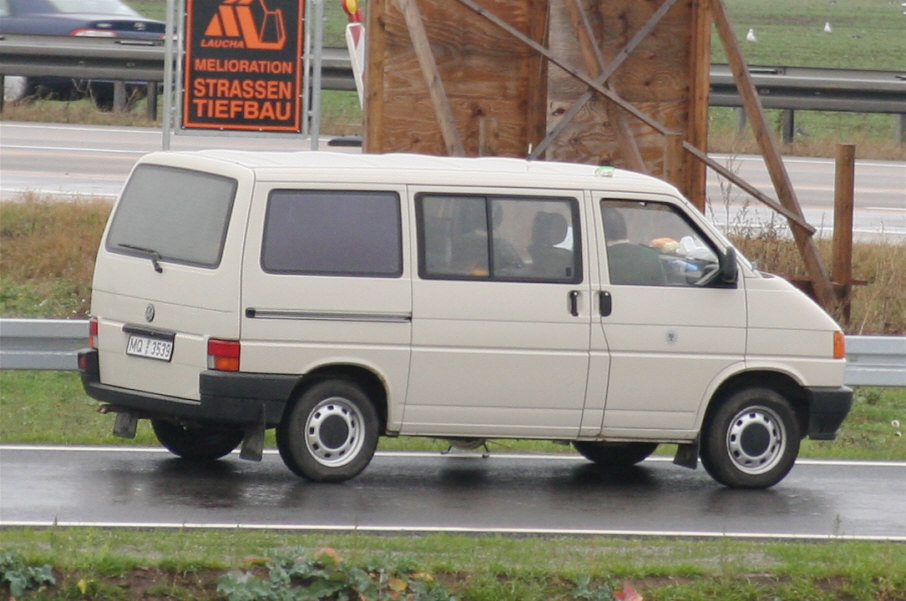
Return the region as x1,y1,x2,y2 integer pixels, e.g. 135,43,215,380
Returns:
601,199,720,287
262,190,403,277
417,194,581,283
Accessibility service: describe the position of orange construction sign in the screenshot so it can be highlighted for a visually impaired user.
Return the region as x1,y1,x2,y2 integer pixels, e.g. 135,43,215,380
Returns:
183,0,304,132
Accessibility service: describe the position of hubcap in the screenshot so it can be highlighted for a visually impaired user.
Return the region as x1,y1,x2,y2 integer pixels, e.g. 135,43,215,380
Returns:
305,397,364,467
726,405,786,475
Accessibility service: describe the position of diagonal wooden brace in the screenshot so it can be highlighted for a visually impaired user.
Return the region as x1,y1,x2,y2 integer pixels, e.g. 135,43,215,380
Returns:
454,0,816,235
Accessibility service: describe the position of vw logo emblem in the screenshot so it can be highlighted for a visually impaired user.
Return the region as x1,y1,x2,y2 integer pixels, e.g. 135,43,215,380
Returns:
145,304,155,322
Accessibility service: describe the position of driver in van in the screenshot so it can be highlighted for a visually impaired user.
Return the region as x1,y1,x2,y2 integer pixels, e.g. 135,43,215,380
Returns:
602,206,666,286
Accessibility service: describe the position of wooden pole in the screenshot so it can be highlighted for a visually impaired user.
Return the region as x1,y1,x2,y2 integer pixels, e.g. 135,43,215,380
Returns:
686,0,712,211
833,143,856,322
394,0,466,156
363,0,387,153
663,133,684,189
478,117,499,156
709,0,836,309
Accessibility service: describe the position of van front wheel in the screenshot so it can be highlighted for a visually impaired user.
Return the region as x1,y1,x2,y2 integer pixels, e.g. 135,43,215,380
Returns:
700,388,800,489
277,380,379,482
151,419,243,461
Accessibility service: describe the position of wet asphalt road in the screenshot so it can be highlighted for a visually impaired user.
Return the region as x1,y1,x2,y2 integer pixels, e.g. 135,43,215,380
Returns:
2,446,904,540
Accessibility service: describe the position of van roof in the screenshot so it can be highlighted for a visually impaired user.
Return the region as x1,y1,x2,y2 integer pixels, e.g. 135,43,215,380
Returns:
138,150,682,195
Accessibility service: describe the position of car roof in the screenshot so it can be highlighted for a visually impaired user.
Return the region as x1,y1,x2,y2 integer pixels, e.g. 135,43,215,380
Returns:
138,150,682,196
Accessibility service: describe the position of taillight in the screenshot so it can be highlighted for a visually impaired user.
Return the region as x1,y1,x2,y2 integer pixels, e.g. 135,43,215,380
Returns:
71,29,118,37
208,339,240,371
833,331,846,360
89,317,99,349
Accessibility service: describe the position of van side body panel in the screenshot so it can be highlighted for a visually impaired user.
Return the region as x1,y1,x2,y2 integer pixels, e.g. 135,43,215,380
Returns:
79,151,852,486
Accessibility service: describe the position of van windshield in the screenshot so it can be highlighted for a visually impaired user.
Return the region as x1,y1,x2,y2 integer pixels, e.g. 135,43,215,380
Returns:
106,164,237,268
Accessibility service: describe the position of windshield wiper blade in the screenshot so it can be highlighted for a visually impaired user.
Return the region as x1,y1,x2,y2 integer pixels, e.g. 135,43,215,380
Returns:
118,243,164,273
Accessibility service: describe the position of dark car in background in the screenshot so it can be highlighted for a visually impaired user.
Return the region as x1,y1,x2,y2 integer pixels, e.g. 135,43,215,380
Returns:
0,0,165,106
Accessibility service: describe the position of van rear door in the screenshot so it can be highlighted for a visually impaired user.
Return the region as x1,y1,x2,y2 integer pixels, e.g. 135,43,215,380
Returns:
91,161,248,401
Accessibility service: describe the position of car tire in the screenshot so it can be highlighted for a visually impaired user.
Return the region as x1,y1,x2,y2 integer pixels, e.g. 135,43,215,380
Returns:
573,441,659,467
700,387,800,489
151,419,244,461
277,379,379,482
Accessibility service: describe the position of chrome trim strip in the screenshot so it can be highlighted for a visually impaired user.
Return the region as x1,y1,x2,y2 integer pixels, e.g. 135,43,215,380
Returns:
246,309,411,323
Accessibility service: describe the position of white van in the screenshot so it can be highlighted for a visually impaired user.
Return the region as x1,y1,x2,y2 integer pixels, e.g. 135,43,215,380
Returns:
78,151,852,488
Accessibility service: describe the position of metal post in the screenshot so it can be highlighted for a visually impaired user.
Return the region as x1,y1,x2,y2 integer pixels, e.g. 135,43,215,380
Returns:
113,81,126,113
735,107,746,134
309,0,324,150
162,0,176,150
146,82,158,121
302,0,311,137
781,109,794,144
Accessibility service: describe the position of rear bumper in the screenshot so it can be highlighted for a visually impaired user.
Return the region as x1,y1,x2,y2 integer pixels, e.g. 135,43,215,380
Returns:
78,349,296,427
805,385,853,440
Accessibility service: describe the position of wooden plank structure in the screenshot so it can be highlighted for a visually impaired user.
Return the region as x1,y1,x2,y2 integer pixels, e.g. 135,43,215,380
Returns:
364,0,548,159
363,0,839,310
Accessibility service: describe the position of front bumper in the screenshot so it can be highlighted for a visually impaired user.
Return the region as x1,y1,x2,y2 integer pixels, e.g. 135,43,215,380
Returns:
806,385,854,440
78,348,296,427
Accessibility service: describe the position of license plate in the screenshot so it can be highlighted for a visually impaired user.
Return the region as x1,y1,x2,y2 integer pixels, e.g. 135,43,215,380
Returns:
126,335,173,362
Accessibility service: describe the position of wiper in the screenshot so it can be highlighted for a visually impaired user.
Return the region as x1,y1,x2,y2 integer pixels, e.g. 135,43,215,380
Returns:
118,243,164,273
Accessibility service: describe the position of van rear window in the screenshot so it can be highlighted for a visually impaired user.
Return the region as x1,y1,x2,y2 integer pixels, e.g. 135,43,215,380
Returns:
261,190,402,277
106,165,237,268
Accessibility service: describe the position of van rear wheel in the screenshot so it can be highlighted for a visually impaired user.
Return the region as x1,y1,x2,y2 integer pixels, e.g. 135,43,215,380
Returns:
151,419,243,461
277,380,379,482
573,441,658,467
700,387,800,489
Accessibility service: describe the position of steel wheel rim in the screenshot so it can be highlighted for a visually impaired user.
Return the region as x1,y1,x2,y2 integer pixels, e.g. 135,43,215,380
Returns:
726,405,787,475
305,397,364,467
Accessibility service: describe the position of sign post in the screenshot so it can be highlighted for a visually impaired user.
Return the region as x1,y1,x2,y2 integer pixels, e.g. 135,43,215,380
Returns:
182,0,305,133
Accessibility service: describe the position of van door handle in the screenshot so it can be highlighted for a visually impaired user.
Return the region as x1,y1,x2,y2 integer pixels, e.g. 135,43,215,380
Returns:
568,290,580,316
599,290,612,317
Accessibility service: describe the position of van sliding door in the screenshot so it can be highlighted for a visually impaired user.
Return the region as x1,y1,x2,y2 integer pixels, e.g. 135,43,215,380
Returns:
406,190,593,439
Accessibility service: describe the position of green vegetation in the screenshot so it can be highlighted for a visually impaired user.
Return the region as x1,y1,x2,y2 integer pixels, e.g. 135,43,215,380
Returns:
1,529,904,600
0,550,56,598
719,0,905,70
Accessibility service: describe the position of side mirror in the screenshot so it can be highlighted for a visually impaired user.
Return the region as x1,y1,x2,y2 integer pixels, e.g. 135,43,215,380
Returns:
719,247,738,285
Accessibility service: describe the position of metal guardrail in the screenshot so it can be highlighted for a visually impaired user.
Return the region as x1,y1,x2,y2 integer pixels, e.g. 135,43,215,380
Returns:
709,64,906,115
844,335,906,387
0,34,355,91
0,319,87,370
2,34,904,112
1,318,904,387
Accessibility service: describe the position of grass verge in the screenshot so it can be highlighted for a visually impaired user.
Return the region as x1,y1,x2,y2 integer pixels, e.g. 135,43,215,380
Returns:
2,528,905,600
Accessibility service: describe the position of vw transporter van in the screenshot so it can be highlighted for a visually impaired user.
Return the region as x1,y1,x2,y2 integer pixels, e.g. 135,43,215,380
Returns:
78,151,852,488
